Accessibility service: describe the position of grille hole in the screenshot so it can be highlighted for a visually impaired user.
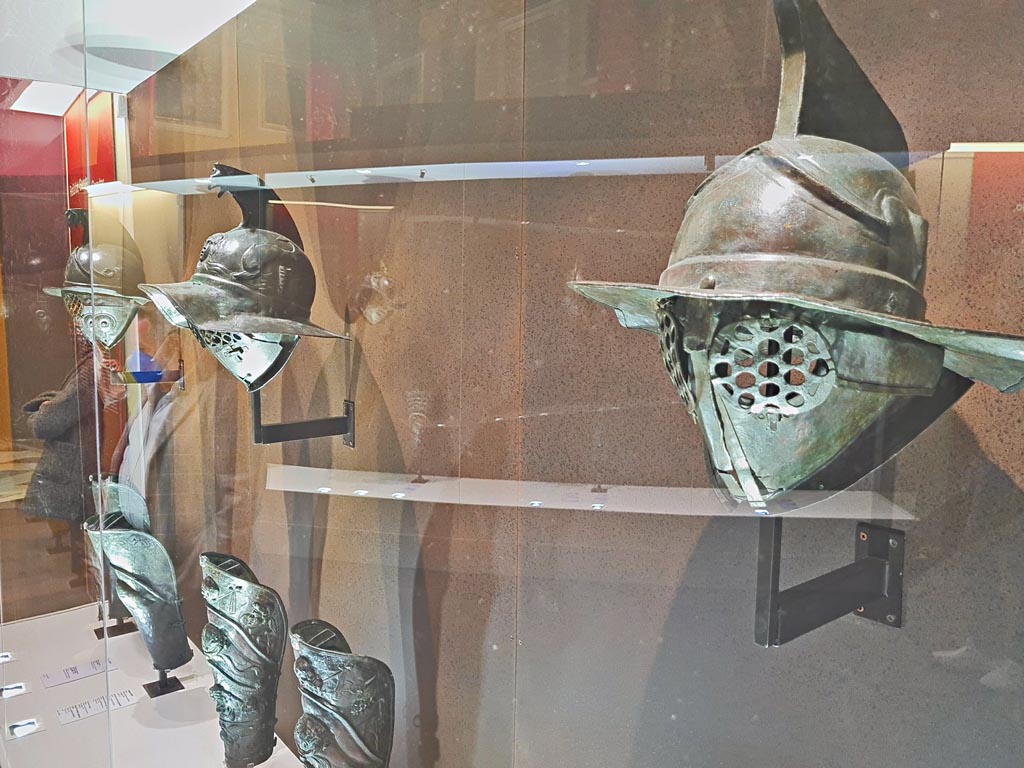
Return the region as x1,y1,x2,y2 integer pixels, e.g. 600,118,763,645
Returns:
810,359,830,377
722,383,734,395
783,348,804,365
735,372,757,389
758,339,780,357
738,393,755,409
734,349,755,367
734,325,754,341
760,382,780,398
714,362,732,378
785,369,806,386
784,326,804,343
786,392,806,407
759,361,779,378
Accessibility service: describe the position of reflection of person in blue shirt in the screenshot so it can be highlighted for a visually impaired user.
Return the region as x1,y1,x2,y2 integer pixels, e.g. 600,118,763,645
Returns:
123,309,174,383
126,349,161,383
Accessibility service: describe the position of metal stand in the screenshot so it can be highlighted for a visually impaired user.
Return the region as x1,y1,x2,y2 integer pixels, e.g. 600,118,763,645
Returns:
143,669,184,699
250,390,355,446
94,616,138,640
754,519,904,647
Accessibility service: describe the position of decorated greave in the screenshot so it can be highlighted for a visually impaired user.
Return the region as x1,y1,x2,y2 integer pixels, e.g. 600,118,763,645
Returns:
85,514,192,671
200,553,287,768
290,620,395,768
85,529,144,623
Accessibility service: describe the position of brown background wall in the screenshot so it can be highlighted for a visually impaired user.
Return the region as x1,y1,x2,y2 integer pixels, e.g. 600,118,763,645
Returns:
101,1,1024,766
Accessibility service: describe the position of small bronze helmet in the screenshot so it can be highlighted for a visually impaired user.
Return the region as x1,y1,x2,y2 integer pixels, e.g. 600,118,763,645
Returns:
45,209,148,349
140,165,347,391
570,0,1024,511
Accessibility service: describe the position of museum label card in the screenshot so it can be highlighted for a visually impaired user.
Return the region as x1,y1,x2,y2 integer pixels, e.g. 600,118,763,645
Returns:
55,688,137,725
41,657,117,688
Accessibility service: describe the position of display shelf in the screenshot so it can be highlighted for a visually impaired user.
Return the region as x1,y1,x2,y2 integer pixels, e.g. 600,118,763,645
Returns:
265,464,915,520
0,604,301,768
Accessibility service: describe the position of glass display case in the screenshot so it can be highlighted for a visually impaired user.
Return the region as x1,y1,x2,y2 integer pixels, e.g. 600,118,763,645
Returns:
1,1,1023,766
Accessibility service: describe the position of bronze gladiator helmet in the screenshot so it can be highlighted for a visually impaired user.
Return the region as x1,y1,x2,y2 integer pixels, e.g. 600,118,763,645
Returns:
140,164,347,391
570,0,1024,511
45,208,148,349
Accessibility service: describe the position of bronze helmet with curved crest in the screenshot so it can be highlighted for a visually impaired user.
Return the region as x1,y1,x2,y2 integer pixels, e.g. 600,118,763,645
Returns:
140,164,347,391
570,0,1024,511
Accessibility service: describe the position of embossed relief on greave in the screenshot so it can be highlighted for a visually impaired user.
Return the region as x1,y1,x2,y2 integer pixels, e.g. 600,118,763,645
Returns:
200,553,288,768
86,480,190,669
290,620,395,768
85,513,192,672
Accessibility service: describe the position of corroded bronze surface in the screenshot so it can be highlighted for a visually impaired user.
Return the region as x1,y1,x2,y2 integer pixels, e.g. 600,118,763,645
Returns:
290,620,395,768
569,0,1024,510
200,552,288,768
85,519,192,671
45,209,148,349
140,165,347,391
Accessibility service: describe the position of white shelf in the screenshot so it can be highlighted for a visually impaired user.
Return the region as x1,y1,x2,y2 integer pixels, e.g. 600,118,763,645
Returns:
266,464,915,520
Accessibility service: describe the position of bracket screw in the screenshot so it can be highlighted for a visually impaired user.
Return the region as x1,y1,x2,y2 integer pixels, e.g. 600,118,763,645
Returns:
886,614,897,623
889,538,899,548
858,531,869,542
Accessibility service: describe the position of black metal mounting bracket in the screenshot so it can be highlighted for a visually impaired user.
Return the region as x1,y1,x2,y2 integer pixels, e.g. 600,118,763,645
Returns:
250,390,356,446
754,519,904,647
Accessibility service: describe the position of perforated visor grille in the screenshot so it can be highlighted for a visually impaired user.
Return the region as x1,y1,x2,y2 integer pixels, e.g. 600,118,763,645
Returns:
710,317,836,416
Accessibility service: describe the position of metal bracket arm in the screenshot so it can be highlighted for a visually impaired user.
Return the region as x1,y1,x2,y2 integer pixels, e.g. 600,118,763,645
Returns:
250,390,355,446
755,519,904,647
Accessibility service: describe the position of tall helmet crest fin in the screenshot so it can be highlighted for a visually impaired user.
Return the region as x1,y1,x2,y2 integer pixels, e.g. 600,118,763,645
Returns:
209,163,304,250
773,0,909,171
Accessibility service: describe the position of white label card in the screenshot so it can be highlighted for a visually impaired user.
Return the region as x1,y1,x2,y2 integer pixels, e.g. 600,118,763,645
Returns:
41,657,117,689
55,689,138,725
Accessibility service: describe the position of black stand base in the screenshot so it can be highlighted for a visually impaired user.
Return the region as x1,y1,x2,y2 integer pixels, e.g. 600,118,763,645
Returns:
143,671,184,699
755,519,905,647
94,617,138,640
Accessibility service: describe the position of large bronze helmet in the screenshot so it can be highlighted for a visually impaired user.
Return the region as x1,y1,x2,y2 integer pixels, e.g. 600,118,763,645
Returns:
140,164,347,391
571,0,1024,511
45,208,149,349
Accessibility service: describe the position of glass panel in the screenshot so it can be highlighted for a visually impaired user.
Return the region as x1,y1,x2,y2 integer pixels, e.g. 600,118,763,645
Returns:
521,3,1024,768
0,1,1016,767
0,0,118,763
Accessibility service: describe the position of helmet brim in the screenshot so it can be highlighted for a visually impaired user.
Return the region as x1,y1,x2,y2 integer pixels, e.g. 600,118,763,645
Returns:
570,280,1024,394
43,285,148,303
139,280,348,340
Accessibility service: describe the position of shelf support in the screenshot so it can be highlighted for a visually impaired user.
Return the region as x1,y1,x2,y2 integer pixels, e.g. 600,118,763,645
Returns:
754,519,904,647
250,390,355,446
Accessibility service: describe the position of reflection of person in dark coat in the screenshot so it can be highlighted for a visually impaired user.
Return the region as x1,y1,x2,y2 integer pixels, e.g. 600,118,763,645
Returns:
21,336,122,589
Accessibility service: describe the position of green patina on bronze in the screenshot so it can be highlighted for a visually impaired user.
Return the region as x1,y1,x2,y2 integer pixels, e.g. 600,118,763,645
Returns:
570,0,1024,510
